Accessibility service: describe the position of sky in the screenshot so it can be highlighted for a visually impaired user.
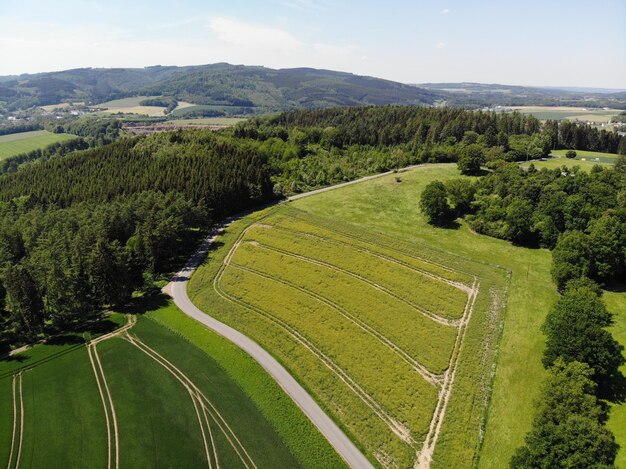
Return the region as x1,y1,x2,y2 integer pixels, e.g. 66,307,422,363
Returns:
0,0,624,88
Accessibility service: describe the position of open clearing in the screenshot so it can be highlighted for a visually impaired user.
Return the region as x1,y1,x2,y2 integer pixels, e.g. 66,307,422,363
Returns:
189,189,509,468
507,105,621,122
0,299,339,468
0,130,77,160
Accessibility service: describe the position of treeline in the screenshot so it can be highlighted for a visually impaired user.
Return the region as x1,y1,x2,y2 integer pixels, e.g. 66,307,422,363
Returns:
0,123,43,136
511,281,623,467
236,106,623,154
0,129,275,348
46,117,123,145
0,191,206,344
139,97,178,113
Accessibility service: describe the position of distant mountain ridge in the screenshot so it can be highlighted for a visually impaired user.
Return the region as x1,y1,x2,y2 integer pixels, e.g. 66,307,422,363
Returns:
0,63,443,113
416,82,626,108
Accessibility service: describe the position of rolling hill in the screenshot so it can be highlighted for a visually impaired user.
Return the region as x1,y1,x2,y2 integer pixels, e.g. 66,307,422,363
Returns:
0,63,443,113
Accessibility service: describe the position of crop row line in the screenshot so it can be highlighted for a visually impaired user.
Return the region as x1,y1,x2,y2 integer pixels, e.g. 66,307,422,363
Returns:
123,331,257,469
231,262,443,386
251,241,459,327
215,224,416,445
268,223,472,294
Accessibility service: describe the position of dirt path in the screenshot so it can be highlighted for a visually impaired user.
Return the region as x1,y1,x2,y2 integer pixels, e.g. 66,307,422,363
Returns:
166,221,375,469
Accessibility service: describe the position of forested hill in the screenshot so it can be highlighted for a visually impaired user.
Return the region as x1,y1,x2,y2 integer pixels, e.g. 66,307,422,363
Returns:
0,63,442,111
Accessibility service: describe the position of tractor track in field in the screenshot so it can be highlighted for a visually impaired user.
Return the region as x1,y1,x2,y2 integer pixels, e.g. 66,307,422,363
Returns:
86,315,136,469
224,218,482,468
167,219,375,469
230,262,443,387
267,222,472,294
6,371,23,469
416,279,479,469
248,240,460,327
123,332,256,469
281,211,473,279
215,262,416,444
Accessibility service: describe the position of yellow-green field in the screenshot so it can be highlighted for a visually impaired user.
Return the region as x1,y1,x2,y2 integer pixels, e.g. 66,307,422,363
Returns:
95,97,202,117
189,198,509,468
167,117,248,126
606,291,626,468
0,130,78,160
520,149,620,172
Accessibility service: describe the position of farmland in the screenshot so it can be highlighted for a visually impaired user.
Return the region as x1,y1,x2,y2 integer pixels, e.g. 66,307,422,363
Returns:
0,130,77,160
606,291,626,467
95,96,167,116
188,188,510,468
274,163,558,467
507,106,621,122
0,299,341,468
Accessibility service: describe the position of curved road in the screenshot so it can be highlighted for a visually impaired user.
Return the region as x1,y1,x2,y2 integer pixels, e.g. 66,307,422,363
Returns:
165,169,417,468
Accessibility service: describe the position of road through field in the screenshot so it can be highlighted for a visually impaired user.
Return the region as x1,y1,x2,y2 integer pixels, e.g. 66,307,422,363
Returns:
167,231,373,469
165,167,430,468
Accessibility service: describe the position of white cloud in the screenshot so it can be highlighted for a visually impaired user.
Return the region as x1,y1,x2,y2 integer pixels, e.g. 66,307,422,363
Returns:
274,0,327,12
441,8,450,15
209,17,303,52
435,42,446,49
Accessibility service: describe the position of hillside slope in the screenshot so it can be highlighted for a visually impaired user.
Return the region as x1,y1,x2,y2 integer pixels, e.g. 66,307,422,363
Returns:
0,63,442,112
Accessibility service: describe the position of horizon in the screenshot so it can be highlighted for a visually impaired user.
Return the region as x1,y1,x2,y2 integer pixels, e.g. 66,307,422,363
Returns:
1,0,625,89
1,61,626,93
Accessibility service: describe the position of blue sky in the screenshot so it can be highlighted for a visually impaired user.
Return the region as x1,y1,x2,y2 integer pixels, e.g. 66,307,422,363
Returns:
0,0,624,87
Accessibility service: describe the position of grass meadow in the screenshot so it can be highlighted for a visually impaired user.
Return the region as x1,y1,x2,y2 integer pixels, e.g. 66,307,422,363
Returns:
0,130,77,160
188,189,509,468
606,291,626,468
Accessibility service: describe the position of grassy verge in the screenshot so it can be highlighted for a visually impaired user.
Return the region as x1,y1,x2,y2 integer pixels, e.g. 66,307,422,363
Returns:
606,291,626,468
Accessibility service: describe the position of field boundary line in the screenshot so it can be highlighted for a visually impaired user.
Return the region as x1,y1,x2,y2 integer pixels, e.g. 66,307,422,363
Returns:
251,241,459,327
230,263,442,387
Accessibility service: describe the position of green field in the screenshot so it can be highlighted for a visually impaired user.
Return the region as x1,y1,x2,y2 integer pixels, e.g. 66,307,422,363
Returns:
273,164,556,467
0,130,77,160
0,299,342,468
519,149,620,172
511,106,621,122
188,181,510,468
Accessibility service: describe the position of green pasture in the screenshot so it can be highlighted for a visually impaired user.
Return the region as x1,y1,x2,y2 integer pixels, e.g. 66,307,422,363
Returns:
285,163,555,468
0,130,77,160
188,184,509,468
